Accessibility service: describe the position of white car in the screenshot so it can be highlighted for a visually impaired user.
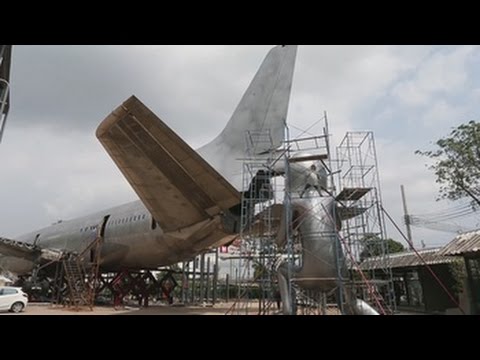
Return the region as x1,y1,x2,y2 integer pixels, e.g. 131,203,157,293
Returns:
0,287,28,313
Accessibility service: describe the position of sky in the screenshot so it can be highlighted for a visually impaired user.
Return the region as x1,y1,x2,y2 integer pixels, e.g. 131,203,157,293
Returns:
1,45,479,249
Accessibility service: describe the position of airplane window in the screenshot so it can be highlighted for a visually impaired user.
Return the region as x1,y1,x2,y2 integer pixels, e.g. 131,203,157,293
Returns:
142,214,146,220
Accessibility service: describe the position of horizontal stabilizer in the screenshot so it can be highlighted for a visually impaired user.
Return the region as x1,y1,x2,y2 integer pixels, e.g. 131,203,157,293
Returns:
97,96,241,232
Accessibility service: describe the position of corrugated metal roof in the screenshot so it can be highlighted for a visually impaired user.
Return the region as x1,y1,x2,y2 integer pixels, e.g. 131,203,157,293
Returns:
360,248,455,270
438,229,480,257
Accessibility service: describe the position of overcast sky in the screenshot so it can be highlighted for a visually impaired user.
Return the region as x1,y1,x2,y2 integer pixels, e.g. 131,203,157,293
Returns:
1,45,479,249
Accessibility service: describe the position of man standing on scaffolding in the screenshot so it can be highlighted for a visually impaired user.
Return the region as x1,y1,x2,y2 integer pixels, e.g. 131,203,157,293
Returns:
299,163,327,198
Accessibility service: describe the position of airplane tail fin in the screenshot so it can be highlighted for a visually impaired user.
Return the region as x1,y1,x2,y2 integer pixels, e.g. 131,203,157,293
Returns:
198,45,298,190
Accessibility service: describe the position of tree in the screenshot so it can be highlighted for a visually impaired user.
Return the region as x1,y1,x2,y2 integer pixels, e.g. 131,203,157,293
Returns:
416,121,480,206
359,235,405,261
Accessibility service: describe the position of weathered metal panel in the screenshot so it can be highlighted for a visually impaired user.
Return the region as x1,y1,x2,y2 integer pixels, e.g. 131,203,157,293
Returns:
361,248,455,270
439,230,480,257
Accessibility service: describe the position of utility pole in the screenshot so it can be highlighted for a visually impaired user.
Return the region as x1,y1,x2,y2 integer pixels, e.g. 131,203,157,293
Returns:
400,185,414,250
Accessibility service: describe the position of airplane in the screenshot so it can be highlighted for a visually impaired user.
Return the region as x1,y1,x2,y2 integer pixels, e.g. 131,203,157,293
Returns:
0,45,298,278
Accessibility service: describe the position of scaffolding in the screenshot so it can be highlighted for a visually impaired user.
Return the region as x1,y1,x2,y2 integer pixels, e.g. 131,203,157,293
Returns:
335,131,395,313
226,129,281,315
283,118,342,315
0,45,12,143
225,119,394,315
227,114,344,315
180,249,220,306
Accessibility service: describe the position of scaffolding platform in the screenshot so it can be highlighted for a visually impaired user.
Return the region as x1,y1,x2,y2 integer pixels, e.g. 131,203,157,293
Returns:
288,154,328,163
336,187,371,201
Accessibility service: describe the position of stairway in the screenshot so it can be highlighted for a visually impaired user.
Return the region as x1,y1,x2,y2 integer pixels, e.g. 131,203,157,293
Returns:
56,235,103,309
63,258,90,309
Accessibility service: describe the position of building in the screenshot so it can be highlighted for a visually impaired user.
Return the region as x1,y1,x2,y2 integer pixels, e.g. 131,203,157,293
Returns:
439,230,480,315
360,248,464,314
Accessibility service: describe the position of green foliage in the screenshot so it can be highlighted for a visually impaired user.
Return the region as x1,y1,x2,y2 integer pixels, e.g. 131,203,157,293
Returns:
359,235,405,261
416,121,480,205
448,259,467,296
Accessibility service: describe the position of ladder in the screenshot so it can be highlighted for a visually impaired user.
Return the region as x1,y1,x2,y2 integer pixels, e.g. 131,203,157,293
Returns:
55,234,103,310
63,257,90,309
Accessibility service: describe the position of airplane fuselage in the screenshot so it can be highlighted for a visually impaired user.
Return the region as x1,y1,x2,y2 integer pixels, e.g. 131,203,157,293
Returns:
1,200,236,275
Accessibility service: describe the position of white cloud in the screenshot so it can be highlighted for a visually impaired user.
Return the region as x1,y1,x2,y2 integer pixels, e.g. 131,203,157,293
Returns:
0,125,136,236
421,99,465,128
392,46,476,107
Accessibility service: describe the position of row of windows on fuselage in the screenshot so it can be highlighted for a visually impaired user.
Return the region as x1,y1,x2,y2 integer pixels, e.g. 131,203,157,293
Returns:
79,214,148,233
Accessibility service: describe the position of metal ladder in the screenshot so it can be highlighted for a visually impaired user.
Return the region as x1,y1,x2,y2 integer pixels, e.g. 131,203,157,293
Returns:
54,234,103,310
63,257,90,309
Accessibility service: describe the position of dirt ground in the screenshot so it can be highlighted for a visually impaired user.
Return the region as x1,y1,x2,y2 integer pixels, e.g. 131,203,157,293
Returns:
0,300,366,315
0,302,255,315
